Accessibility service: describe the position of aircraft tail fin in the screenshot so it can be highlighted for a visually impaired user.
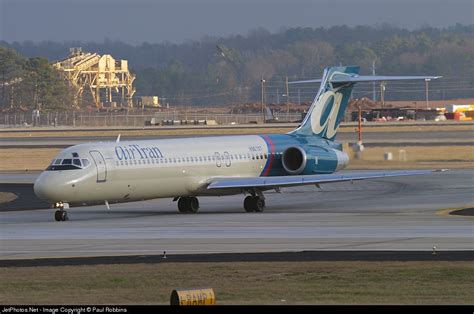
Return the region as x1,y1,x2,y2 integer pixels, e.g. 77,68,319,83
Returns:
289,66,441,141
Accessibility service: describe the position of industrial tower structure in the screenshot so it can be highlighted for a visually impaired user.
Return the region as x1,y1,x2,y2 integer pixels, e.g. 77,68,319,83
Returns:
53,48,136,108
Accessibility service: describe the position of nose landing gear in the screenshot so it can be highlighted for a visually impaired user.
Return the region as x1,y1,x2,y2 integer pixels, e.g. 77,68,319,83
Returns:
53,202,69,221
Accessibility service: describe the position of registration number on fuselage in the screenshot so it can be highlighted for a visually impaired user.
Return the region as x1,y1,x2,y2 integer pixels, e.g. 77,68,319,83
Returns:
248,145,263,153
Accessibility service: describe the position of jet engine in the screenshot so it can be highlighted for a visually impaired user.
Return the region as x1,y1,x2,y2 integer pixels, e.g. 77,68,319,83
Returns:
281,145,349,175
282,146,307,175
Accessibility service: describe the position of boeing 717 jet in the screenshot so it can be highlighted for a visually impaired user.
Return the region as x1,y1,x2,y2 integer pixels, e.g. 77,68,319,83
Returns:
33,66,441,221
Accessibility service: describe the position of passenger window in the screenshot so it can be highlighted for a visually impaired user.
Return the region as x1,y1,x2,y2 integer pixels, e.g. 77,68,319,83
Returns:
62,159,72,165
82,159,90,167
73,159,82,167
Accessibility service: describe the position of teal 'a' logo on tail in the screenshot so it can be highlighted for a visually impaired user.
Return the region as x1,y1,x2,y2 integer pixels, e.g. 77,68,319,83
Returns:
290,66,440,141
291,66,359,141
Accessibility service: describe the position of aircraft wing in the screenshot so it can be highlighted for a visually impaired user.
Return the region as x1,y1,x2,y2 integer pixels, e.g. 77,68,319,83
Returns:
206,170,445,190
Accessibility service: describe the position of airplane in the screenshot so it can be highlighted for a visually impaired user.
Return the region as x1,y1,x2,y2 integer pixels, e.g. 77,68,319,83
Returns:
33,66,442,221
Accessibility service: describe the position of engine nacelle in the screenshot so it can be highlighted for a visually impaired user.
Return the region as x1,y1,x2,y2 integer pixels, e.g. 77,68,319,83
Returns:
282,145,349,175
282,146,308,175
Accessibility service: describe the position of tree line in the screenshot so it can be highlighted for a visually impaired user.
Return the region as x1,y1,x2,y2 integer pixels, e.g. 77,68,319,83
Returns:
0,47,72,112
1,24,473,110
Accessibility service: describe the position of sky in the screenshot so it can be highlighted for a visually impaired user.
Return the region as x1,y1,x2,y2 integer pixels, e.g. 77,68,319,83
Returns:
1,0,473,44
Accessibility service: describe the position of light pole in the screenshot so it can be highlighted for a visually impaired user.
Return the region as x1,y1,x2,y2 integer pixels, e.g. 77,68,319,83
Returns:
380,82,386,108
261,77,266,123
425,78,431,109
285,76,290,114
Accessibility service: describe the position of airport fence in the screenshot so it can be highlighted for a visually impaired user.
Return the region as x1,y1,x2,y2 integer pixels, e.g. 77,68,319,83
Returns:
0,111,305,128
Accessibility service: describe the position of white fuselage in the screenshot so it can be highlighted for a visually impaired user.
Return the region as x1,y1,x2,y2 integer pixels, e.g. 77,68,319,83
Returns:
34,135,277,204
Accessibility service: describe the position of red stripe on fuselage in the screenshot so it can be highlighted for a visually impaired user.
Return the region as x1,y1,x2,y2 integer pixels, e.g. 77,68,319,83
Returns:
261,135,275,176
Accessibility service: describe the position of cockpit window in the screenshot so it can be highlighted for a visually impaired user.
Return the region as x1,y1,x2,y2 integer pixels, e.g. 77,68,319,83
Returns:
81,159,90,167
73,159,82,167
62,159,72,165
46,157,89,171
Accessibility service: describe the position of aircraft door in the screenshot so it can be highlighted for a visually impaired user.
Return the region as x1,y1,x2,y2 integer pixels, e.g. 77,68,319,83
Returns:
89,150,107,182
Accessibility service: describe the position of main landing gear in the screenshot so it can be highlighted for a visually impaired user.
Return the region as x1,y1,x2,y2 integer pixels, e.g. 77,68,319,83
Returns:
177,196,199,213
243,196,265,212
243,190,265,213
174,192,266,214
53,202,68,222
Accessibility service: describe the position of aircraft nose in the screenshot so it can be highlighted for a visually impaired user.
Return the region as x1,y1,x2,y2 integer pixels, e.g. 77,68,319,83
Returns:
34,172,60,201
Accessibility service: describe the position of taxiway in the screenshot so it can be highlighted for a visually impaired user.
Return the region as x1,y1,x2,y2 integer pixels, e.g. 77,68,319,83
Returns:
1,170,472,260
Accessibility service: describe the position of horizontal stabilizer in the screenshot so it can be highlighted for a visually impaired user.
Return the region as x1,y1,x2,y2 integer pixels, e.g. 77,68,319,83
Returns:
289,75,441,85
331,74,442,84
288,79,322,84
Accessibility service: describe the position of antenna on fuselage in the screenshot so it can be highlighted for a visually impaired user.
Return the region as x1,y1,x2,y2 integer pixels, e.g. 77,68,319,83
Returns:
116,134,121,143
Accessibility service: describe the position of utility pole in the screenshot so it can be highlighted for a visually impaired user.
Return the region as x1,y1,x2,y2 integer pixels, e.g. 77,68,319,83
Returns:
380,82,386,108
261,76,266,123
358,106,362,142
285,76,290,114
425,78,431,109
372,60,376,101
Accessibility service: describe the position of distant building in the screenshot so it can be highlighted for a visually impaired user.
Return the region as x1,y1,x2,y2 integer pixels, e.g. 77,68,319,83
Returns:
138,96,161,108
52,47,136,108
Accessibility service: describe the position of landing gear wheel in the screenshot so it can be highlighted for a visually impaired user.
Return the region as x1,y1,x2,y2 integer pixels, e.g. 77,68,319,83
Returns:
254,197,265,212
60,211,68,221
177,197,200,213
54,210,61,221
188,197,199,213
244,196,254,212
243,196,265,213
177,197,190,213
54,210,68,221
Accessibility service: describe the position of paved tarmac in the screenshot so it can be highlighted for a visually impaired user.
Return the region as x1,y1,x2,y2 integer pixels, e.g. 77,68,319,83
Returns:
0,170,472,260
